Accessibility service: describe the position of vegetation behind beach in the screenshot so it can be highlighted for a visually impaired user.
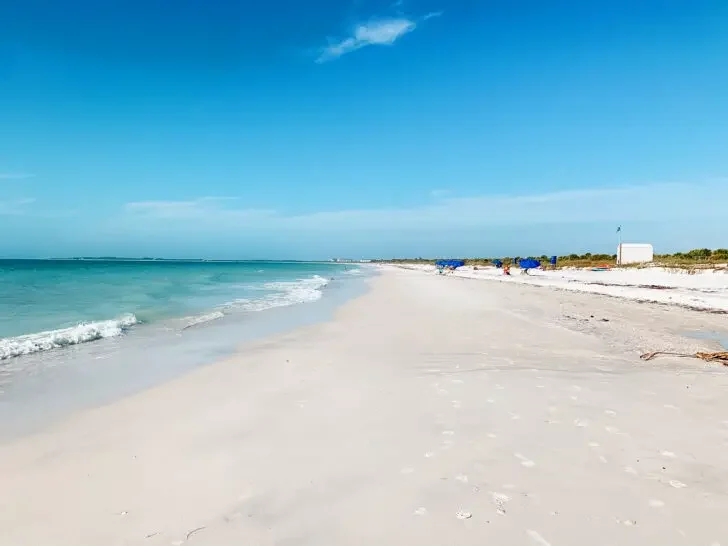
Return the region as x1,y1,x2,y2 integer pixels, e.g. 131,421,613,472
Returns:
379,248,728,269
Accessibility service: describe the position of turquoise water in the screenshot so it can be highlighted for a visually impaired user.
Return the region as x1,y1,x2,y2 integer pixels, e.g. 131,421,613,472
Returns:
0,260,351,359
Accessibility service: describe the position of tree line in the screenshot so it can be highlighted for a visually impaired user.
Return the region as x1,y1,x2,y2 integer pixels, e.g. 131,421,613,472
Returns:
378,248,728,265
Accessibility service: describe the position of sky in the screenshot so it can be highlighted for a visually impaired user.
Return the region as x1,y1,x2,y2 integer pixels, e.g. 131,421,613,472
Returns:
1,0,727,259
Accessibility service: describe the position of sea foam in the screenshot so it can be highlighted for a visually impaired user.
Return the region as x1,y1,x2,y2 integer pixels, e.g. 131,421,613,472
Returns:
224,275,330,312
0,314,138,360
181,311,225,329
0,275,333,360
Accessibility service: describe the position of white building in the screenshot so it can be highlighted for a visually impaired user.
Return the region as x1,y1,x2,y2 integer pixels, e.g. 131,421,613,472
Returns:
617,243,654,265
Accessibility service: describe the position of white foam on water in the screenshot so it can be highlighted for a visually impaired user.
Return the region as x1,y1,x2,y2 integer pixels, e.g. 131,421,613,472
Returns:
181,311,225,329
0,314,138,360
224,275,330,312
0,275,332,362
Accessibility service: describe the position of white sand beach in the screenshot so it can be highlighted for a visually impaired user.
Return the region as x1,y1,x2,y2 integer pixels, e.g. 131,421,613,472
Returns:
409,263,728,312
1,268,727,545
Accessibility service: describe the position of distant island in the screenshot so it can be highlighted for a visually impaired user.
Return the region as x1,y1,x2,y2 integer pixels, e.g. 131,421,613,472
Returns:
41,258,327,263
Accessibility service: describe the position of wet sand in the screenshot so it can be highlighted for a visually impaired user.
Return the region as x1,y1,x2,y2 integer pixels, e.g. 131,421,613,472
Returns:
1,267,727,545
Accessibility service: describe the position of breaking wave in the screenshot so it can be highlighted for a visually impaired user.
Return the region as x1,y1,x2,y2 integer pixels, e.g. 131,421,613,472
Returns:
181,311,225,329
0,275,332,361
0,314,138,361
223,275,330,312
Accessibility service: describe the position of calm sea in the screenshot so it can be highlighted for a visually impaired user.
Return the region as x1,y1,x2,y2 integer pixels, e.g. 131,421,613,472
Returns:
0,259,357,360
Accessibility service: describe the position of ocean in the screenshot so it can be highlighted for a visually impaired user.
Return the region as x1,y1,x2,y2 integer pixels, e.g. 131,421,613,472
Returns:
0,259,355,359
0,259,368,435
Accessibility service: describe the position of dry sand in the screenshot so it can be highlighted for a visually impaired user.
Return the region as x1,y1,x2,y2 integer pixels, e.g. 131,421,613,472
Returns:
1,268,727,545
406,263,728,312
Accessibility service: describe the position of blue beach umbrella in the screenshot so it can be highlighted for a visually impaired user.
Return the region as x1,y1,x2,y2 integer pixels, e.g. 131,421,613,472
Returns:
435,260,465,268
519,258,541,270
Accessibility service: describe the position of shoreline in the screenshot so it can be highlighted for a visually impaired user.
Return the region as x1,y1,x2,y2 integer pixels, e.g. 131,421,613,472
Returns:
1,268,727,545
0,269,373,441
0,262,356,360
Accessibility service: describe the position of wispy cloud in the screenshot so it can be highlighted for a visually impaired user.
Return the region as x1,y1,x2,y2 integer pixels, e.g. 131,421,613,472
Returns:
0,173,35,180
120,181,728,233
423,11,443,20
430,189,451,199
0,197,36,215
316,18,417,63
125,197,273,221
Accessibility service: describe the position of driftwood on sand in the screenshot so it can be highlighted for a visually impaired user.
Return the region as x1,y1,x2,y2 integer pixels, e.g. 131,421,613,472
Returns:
640,351,728,364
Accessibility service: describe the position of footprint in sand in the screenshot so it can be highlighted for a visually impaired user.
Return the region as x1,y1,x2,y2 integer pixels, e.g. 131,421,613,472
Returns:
455,474,469,483
669,480,687,489
492,492,510,515
573,419,589,428
413,507,428,516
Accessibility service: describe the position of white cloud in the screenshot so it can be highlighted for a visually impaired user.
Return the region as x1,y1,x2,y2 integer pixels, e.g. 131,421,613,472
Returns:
120,181,728,234
423,11,443,20
0,173,35,180
316,18,417,63
430,189,451,199
0,197,35,215
125,197,273,221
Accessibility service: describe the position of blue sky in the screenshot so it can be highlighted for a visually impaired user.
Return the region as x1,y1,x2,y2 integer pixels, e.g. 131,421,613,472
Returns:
1,0,727,259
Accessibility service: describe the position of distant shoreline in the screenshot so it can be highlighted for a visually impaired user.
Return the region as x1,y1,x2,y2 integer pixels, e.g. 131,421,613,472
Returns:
0,258,360,264
377,247,728,269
